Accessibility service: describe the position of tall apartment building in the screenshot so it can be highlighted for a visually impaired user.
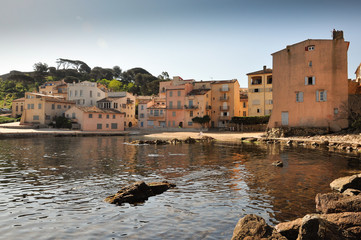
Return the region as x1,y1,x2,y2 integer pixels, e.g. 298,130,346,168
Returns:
247,66,273,116
239,89,248,117
39,80,68,99
268,30,349,131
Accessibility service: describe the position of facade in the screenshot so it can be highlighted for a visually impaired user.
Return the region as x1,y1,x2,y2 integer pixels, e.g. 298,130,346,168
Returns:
138,99,151,128
67,81,106,106
209,80,241,128
97,92,136,128
20,92,75,126
146,97,167,128
268,30,349,131
11,97,25,118
65,106,125,131
184,89,212,128
239,89,248,117
247,66,273,116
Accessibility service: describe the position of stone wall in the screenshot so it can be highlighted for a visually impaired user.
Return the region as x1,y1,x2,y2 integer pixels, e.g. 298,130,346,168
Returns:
267,127,329,138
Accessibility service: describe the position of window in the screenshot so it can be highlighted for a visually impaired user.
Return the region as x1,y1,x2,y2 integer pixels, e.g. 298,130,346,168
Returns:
309,61,312,67
316,90,327,102
140,113,144,118
177,101,181,109
57,105,61,109
89,114,93,118
296,92,304,102
113,115,116,119
141,105,144,110
75,90,78,97
169,91,173,97
69,90,72,97
106,124,109,128
305,76,315,85
334,108,339,115
177,90,181,96
267,76,272,84
243,111,246,116
172,121,175,126
114,103,118,109
251,77,262,85
243,102,246,108
154,110,159,116
147,120,154,126
33,115,39,121
306,45,315,51
188,121,193,126
38,103,42,109
45,115,51,120
267,100,273,104
172,111,176,117
150,109,153,115
106,114,109,119
80,90,83,97
16,106,18,111
189,100,193,107
72,113,76,119
222,84,229,91
257,109,260,113
97,92,100,97
253,88,260,93
168,121,171,127
99,114,102,118
97,124,102,129
111,123,118,129
190,111,193,117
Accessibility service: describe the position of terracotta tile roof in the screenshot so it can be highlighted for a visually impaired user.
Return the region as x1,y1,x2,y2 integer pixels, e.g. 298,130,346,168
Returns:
13,97,25,102
75,106,124,114
187,89,211,95
246,68,272,75
197,79,238,84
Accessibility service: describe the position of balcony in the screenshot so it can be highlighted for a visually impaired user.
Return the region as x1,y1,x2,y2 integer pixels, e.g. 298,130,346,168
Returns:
148,113,165,119
184,105,198,109
219,106,230,111
219,96,229,101
167,106,183,110
219,87,229,92
127,99,134,104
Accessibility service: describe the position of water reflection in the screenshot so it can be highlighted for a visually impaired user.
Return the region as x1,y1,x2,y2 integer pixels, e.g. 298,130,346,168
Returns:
0,136,360,239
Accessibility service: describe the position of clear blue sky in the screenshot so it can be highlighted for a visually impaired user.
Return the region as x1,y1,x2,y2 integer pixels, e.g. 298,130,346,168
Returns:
1,0,360,87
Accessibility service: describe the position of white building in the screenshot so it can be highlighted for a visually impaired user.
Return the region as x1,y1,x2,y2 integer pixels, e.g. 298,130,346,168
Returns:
67,81,107,106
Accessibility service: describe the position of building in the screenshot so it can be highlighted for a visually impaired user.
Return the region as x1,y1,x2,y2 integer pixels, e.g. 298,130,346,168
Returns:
39,80,68,99
138,99,152,128
20,92,75,126
65,106,125,131
184,88,212,128
355,63,361,83
247,66,273,116
67,81,107,106
268,30,349,131
145,97,167,128
11,97,25,118
239,89,248,117
97,92,136,128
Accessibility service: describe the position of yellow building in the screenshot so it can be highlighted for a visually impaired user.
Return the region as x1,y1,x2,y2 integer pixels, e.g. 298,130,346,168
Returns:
21,92,75,126
11,97,25,118
247,66,273,116
184,89,212,128
239,89,248,117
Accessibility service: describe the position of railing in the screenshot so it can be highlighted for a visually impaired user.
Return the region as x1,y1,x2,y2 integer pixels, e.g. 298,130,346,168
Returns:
219,106,230,111
167,106,183,109
220,96,229,101
184,105,198,109
148,113,165,118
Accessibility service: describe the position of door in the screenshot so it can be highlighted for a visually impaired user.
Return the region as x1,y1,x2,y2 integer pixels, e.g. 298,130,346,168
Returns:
281,112,289,126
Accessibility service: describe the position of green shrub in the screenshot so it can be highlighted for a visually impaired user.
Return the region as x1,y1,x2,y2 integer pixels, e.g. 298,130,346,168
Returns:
231,116,270,125
52,116,72,129
0,116,18,124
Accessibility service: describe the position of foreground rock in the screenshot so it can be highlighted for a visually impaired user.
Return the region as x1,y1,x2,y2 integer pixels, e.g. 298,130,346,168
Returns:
128,136,215,145
315,192,361,214
276,213,361,240
105,181,176,205
231,214,287,240
330,173,361,193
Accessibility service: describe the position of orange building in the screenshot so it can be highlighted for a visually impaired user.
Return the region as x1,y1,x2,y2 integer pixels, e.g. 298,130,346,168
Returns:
11,97,25,118
184,89,212,128
268,30,349,131
239,89,248,117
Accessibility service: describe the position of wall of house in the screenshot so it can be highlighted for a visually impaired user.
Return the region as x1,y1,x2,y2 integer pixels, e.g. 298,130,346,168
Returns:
68,81,106,106
166,84,192,128
183,91,211,128
268,37,349,131
138,103,148,128
248,73,273,116
11,100,24,118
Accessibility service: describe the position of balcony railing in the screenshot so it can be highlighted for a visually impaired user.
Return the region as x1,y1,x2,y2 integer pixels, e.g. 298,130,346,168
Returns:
219,106,230,111
184,105,198,109
167,106,183,109
219,87,229,92
148,113,165,118
220,96,229,101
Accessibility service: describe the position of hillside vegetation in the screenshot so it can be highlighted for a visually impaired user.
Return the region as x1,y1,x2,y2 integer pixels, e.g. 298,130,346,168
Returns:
0,58,170,108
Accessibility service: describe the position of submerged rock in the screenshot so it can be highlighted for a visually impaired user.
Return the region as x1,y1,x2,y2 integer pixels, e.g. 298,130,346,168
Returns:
272,160,284,167
184,137,196,144
105,181,176,205
231,214,287,240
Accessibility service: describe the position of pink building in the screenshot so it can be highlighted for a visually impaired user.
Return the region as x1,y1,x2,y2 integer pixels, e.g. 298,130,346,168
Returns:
65,106,125,131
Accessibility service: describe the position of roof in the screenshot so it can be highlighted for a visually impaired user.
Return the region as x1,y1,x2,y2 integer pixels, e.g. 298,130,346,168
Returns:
197,79,238,84
74,106,124,114
187,89,211,96
138,99,152,104
97,97,123,102
13,97,25,102
148,104,166,109
247,68,272,75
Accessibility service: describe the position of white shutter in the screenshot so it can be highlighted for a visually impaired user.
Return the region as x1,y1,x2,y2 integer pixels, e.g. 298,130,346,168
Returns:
312,76,316,85
305,77,308,85
300,92,304,102
324,90,327,101
316,90,319,102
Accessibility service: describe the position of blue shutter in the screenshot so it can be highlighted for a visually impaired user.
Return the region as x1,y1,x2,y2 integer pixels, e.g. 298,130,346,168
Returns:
305,77,308,85
316,90,319,102
324,90,327,101
300,92,304,102
312,76,316,85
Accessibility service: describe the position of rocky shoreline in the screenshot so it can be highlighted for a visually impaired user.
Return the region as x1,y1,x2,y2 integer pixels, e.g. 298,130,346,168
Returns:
231,173,361,240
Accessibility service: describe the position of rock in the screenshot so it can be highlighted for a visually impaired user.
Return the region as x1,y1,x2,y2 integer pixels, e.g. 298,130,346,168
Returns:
199,136,215,143
286,140,293,145
155,139,168,145
170,138,181,144
315,192,361,214
343,188,361,196
184,137,196,144
330,173,361,193
231,214,287,240
276,212,361,240
276,218,302,240
297,214,358,240
272,161,284,167
105,181,176,205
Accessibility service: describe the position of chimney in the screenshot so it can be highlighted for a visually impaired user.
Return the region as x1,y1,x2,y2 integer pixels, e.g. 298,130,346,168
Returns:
333,29,344,40
263,65,267,71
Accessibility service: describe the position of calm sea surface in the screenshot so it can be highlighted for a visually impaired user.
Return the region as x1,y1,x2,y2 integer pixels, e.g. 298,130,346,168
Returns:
0,136,360,239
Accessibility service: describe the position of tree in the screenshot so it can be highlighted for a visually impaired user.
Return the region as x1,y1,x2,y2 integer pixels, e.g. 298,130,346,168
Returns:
113,66,122,78
108,79,122,91
192,115,211,128
33,62,49,84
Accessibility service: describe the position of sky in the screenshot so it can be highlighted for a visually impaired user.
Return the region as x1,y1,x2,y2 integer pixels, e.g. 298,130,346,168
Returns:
0,0,360,87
